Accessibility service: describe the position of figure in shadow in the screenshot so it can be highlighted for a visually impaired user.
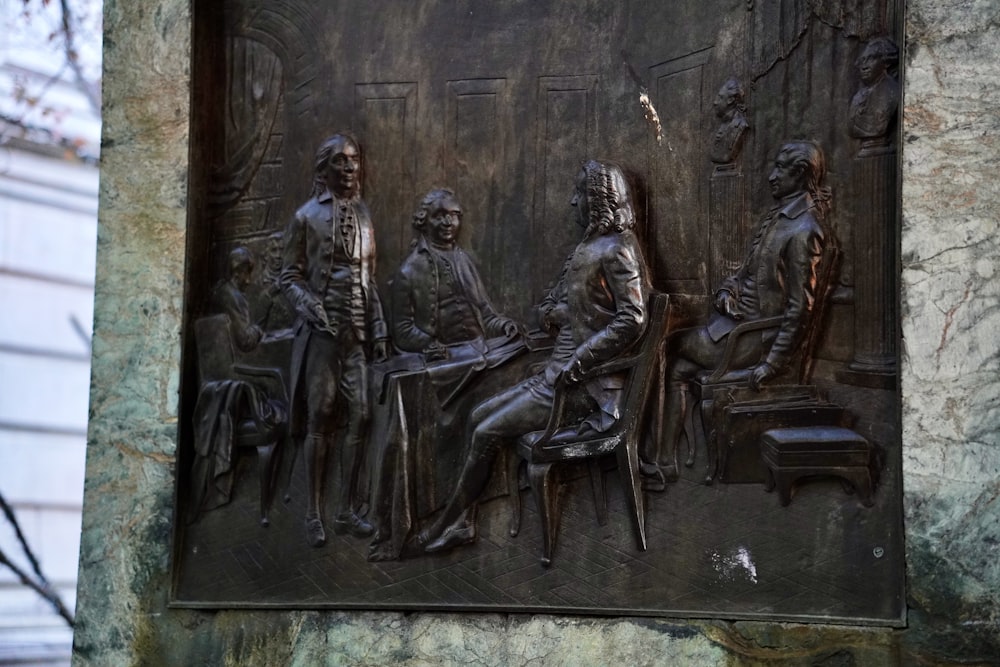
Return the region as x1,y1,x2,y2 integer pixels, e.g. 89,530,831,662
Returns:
254,230,296,333
418,159,649,554
211,247,264,352
189,245,287,526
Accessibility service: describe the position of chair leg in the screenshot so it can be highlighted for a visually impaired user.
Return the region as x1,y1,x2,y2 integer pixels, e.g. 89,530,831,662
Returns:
588,459,608,527
527,462,558,567
776,474,794,507
256,443,278,527
616,436,647,552
858,474,875,508
508,451,522,538
652,374,677,484
844,471,875,507
763,468,776,493
282,434,298,504
700,398,717,485
681,386,697,468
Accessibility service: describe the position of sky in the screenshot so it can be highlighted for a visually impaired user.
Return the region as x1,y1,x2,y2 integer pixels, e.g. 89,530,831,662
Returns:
0,0,102,158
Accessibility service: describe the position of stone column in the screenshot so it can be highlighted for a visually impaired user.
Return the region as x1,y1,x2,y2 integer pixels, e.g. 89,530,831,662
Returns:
707,78,750,290
846,140,898,381
840,37,901,388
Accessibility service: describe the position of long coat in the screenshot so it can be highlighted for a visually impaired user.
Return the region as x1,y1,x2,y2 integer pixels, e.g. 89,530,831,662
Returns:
708,191,826,372
389,237,510,352
280,189,388,425
540,227,649,430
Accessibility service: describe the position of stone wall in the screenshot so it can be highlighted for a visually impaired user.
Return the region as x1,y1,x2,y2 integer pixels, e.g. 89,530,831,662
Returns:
72,0,1000,664
898,2,1000,659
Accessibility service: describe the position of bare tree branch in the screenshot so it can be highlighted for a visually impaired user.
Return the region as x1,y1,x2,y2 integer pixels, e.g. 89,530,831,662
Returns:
0,491,75,628
0,549,75,628
57,0,101,114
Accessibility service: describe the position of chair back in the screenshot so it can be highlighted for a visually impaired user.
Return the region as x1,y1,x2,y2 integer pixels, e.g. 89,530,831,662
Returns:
194,314,236,384
616,291,670,427
797,227,842,384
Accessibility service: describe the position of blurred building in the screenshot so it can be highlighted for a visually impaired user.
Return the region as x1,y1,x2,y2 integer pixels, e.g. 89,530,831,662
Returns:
0,0,101,663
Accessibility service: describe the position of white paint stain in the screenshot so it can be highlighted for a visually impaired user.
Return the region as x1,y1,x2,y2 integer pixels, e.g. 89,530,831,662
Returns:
639,90,663,146
710,546,759,584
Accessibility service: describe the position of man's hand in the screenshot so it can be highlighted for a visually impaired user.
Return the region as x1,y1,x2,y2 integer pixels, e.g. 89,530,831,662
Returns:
248,325,264,346
748,362,776,390
714,290,743,320
542,303,570,334
501,318,522,339
299,301,329,328
423,341,448,362
561,355,585,384
372,339,390,363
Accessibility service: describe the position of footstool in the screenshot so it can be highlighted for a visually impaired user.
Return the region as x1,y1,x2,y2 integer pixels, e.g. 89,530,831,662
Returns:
760,426,874,507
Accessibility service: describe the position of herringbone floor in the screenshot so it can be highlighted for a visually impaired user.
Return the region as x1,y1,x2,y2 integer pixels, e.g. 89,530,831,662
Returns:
175,438,903,623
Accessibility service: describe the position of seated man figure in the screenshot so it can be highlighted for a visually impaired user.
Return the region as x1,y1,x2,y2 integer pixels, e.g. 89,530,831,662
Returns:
211,246,264,352
391,188,520,359
366,189,525,562
657,140,831,481
419,159,649,553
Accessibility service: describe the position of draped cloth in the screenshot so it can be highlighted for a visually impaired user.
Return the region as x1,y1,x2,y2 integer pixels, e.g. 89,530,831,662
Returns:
366,344,537,561
208,36,283,214
750,0,890,81
188,380,286,522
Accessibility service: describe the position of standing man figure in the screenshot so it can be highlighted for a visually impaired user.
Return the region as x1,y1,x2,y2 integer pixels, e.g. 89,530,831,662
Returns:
420,159,649,554
282,132,389,547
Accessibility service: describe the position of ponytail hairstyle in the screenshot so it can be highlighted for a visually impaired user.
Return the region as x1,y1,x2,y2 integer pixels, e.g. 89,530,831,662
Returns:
721,77,747,114
311,132,361,198
778,141,832,221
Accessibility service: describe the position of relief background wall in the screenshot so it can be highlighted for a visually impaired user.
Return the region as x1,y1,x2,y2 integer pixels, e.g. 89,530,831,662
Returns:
72,0,999,663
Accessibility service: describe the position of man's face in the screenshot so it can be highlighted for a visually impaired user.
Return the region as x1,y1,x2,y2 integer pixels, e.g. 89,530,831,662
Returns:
856,46,887,85
712,85,735,118
267,236,282,270
234,263,253,290
427,196,462,246
570,169,590,228
768,153,805,200
326,140,361,196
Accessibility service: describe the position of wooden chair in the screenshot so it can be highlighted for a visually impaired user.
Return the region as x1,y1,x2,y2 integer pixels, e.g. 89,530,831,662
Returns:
685,234,842,484
192,315,288,526
511,292,669,566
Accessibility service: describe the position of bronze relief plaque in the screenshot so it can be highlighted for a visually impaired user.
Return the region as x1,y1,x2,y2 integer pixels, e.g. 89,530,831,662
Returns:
172,0,905,624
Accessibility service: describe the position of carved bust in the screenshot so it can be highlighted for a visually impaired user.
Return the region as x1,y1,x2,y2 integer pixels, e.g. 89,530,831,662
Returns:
710,77,750,167
848,37,900,146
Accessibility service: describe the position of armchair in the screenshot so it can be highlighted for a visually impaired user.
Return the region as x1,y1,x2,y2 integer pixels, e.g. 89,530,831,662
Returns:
511,292,669,566
189,314,288,526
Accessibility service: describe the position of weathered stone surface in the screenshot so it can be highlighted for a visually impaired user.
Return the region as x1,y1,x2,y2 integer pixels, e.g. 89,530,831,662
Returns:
899,0,1000,662
73,0,1000,664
